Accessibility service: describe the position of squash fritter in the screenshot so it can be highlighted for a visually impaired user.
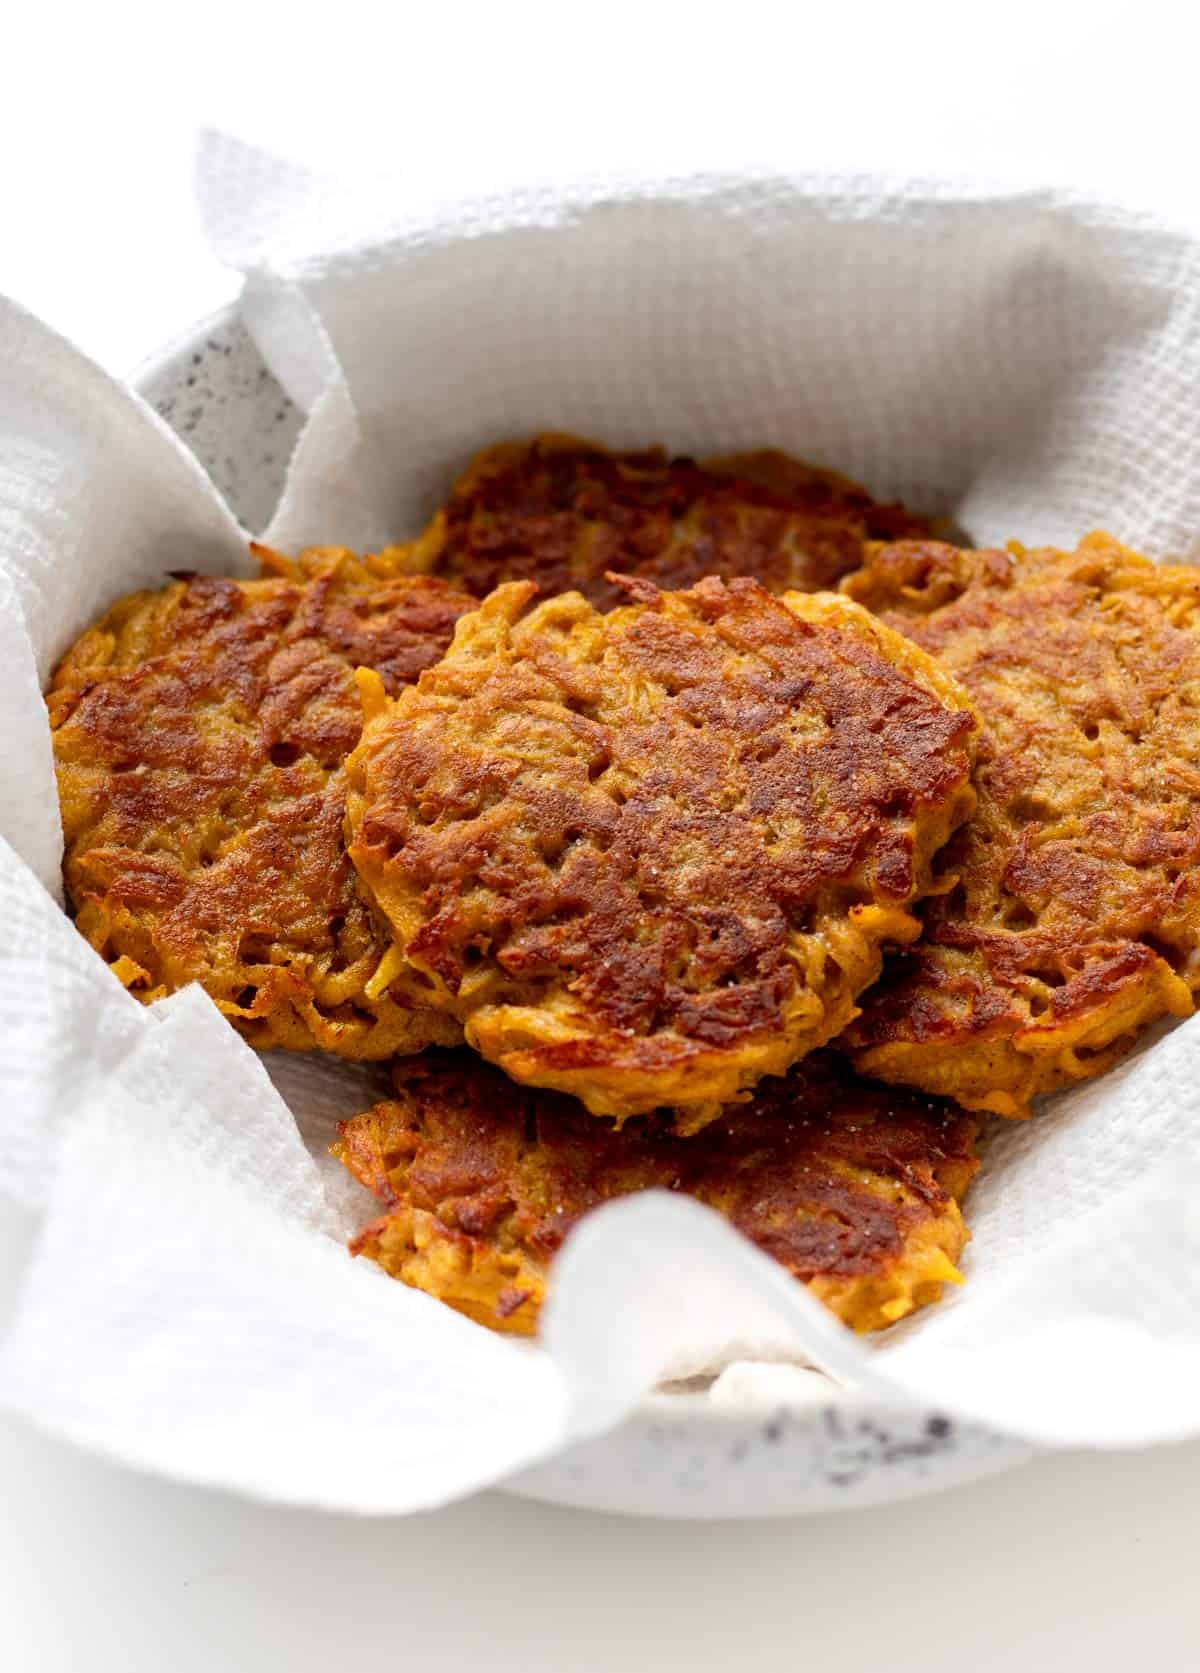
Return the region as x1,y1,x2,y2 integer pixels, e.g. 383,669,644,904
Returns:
345,574,980,1123
393,433,936,609
842,533,1200,1115
336,1049,979,1335
48,548,473,1058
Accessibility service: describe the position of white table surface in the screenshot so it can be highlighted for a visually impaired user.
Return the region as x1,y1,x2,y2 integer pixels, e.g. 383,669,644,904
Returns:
4,6,1199,1666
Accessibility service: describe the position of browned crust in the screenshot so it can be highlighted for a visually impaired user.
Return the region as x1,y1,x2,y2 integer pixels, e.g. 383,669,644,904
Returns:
346,574,978,1119
843,532,1200,1114
336,1049,979,1335
48,548,474,1058
388,433,938,609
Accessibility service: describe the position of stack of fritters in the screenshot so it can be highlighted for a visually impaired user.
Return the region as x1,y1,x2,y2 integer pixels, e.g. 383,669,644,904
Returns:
54,434,1198,1340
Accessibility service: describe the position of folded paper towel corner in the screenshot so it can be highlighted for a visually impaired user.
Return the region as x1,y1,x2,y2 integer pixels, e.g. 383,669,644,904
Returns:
4,138,1200,1513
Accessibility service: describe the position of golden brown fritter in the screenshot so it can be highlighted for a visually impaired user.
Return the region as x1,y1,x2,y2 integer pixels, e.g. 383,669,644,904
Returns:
336,1049,979,1335
842,532,1200,1115
393,433,937,609
48,547,474,1058
345,574,979,1122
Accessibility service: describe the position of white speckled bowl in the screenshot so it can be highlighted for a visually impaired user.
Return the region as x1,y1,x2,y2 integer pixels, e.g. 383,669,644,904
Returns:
135,309,1035,1519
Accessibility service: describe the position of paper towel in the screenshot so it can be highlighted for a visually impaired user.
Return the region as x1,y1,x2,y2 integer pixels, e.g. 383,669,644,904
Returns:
5,141,1200,1515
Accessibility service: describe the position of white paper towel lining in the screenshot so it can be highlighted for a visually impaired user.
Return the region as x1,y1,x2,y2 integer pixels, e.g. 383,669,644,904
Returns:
4,139,1200,1513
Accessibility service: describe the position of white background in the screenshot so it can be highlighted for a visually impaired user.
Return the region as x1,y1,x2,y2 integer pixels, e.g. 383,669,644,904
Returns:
3,3,1200,1665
